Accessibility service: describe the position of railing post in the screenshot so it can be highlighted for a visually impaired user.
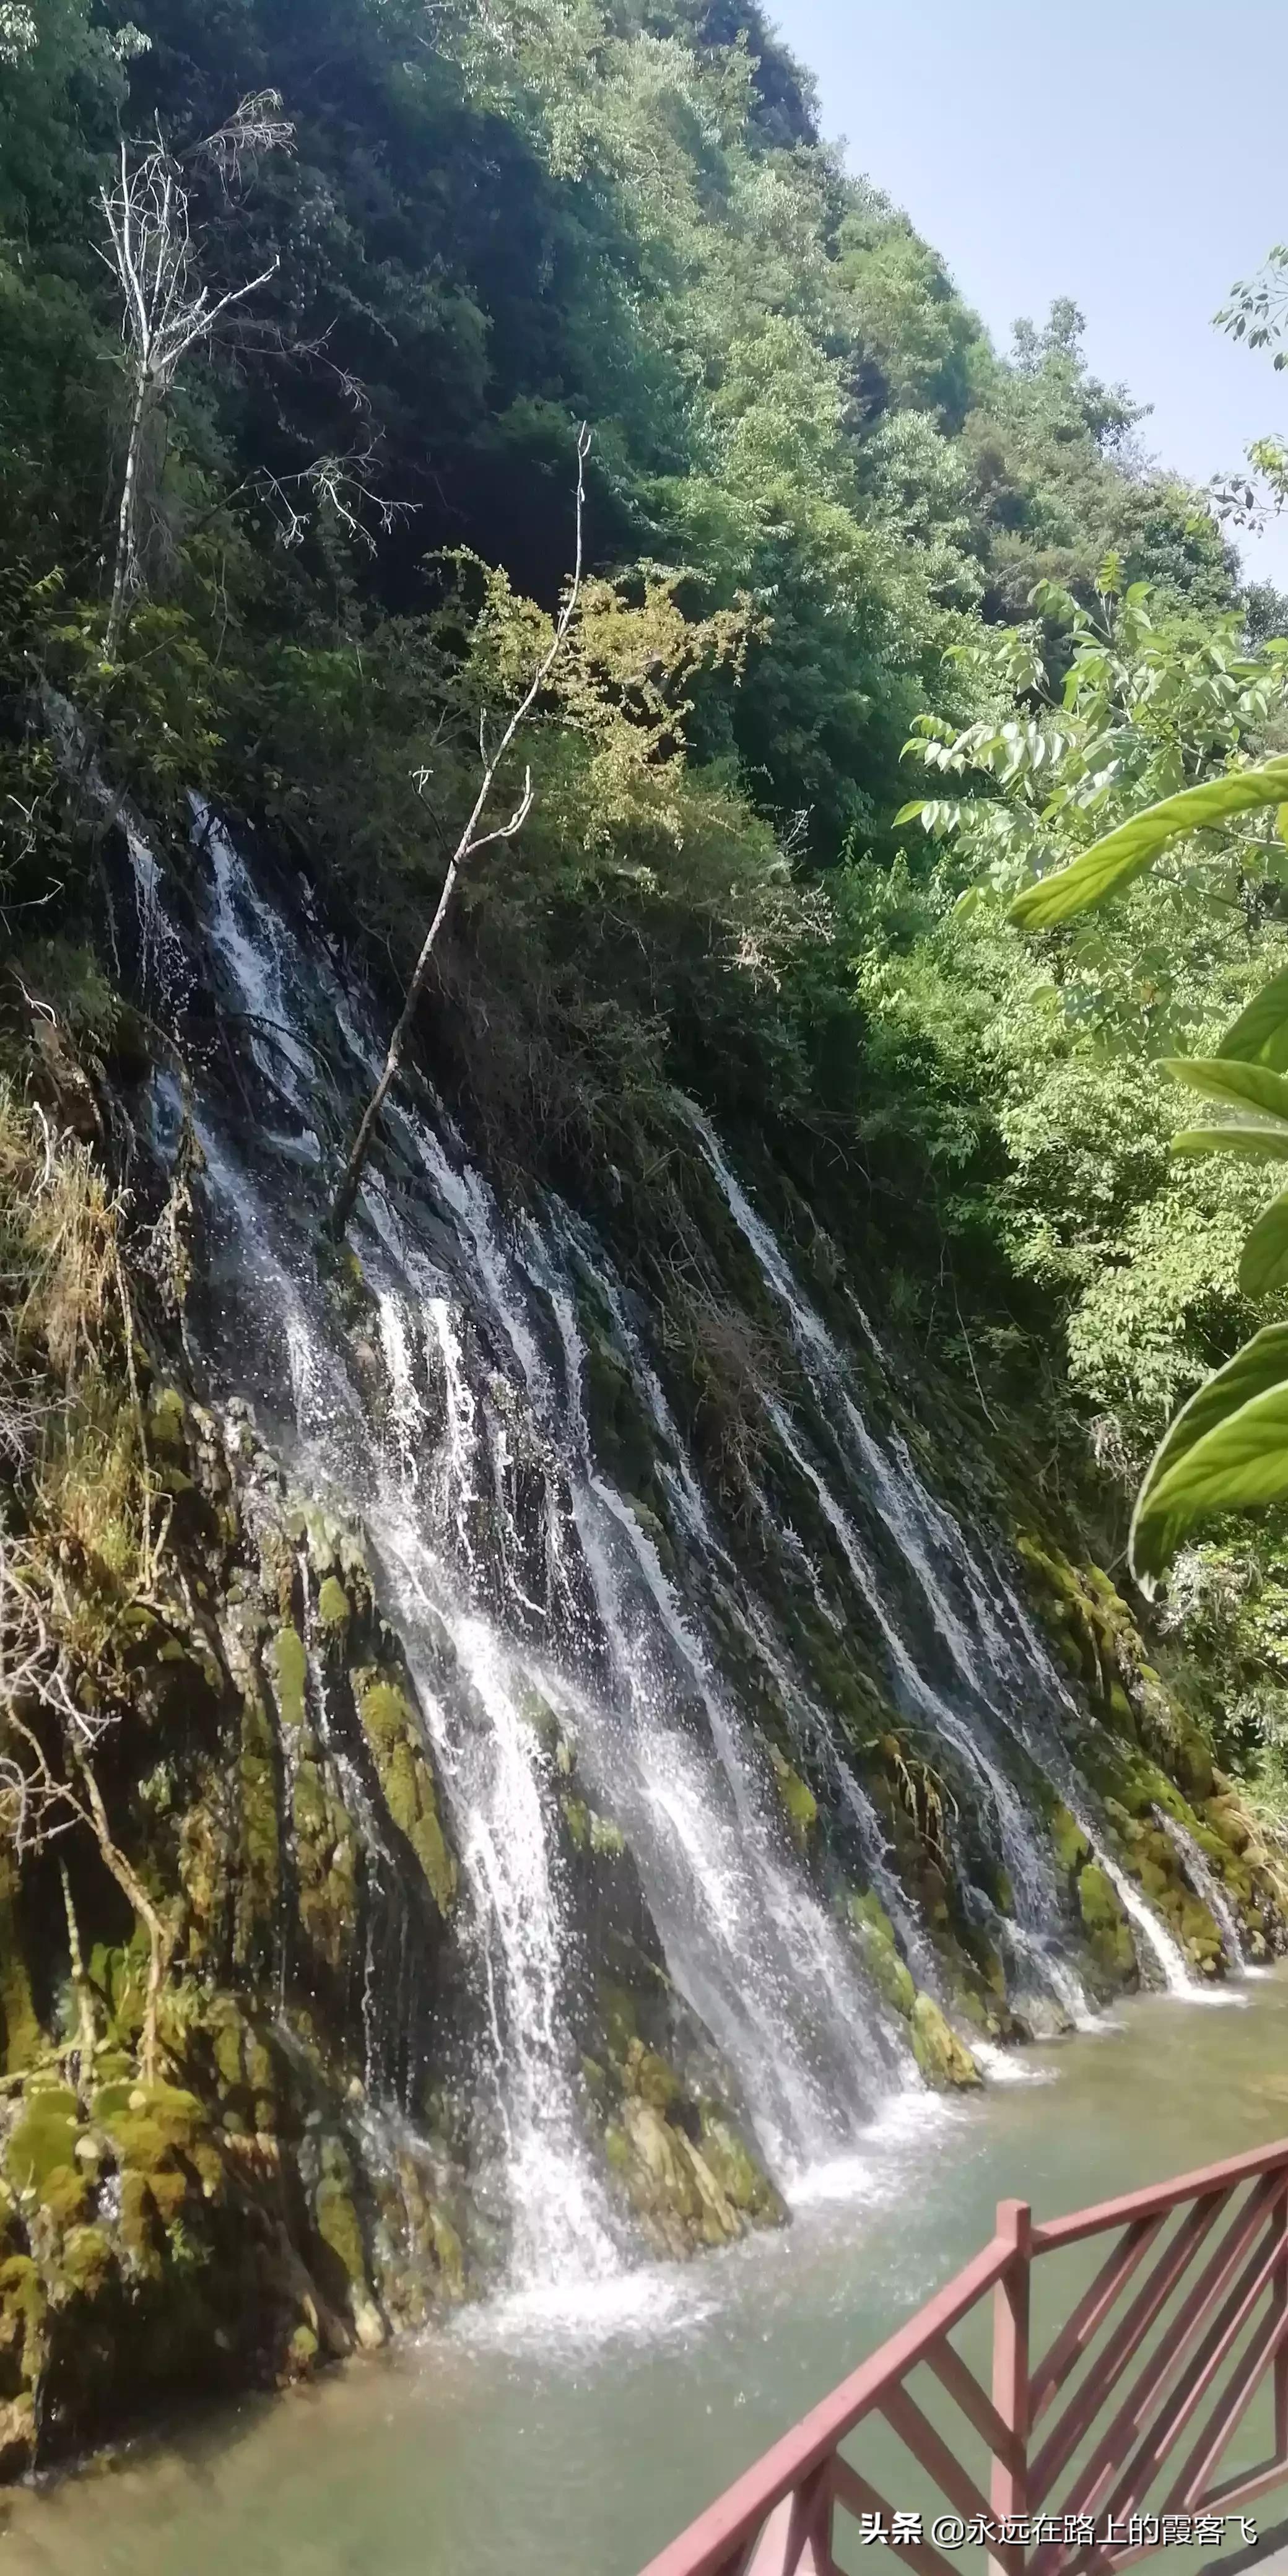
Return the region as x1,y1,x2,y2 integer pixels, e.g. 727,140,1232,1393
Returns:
991,2198,1032,2576
1275,2187,1288,2463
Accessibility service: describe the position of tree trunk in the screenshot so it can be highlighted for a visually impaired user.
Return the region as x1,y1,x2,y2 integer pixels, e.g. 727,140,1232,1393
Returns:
58,1860,97,2095
105,370,149,663
327,853,463,1237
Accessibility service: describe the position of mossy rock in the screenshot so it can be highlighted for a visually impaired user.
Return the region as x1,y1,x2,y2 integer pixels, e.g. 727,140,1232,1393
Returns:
581,1333,658,1500
314,2174,367,2290
147,1386,188,1455
118,2170,166,2276
909,1994,980,2091
598,1982,638,2063
770,1749,817,1848
1050,1803,1090,1877
0,2253,46,2384
271,1625,308,1733
99,2083,204,2175
38,2164,91,2229
7,2091,79,2197
1077,1864,1136,1980
358,1673,456,1915
847,1893,915,2017
317,1576,350,1632
698,2113,786,2224
57,2222,113,2301
236,1690,281,1964
623,2038,682,2112
287,2321,320,2374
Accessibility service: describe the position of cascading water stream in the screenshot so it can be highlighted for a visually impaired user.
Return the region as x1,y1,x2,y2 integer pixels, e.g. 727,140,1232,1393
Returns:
682,1105,1197,1999
1155,1809,1250,1976
116,796,1230,2315
529,1254,908,2169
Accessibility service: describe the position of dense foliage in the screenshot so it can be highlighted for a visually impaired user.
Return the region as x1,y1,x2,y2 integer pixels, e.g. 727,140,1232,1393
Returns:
6,0,1288,1776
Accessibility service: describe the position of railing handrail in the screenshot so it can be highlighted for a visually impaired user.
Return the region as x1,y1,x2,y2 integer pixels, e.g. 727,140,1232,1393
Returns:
637,2235,1015,2576
1032,2136,1288,2252
638,2133,1288,2576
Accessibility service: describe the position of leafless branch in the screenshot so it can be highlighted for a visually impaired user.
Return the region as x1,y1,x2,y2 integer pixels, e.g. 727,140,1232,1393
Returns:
328,423,591,1235
98,105,292,655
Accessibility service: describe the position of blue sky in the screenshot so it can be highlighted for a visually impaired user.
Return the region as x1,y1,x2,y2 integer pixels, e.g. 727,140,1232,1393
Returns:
767,0,1288,587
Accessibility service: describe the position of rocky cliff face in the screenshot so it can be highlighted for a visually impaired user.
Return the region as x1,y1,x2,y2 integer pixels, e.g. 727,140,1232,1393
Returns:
0,782,1284,2480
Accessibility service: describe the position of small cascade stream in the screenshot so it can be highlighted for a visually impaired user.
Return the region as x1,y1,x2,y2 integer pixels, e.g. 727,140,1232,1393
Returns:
1156,1809,1252,1976
112,800,1233,2308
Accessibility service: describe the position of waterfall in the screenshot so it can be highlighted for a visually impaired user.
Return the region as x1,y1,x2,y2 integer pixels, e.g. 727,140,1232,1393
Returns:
1095,1848,1193,1995
191,793,318,1122
682,1103,1197,2001
112,800,1228,2306
1155,1809,1248,1974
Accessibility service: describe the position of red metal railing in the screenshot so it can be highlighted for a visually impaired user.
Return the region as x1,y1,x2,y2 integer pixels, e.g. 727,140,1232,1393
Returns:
638,2136,1288,2576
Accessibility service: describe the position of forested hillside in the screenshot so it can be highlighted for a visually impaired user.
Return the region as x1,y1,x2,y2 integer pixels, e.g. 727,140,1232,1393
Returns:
4,0,1288,2476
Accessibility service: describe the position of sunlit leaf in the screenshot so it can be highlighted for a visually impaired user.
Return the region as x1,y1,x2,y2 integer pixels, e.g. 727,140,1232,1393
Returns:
1240,1188,1288,1297
1159,1056,1288,1123
1215,965,1288,1070
1009,755,1288,929
1170,1126,1288,1162
1131,1325,1288,1579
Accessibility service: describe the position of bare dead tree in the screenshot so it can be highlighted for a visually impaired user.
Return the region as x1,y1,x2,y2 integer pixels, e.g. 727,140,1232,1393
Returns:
0,1538,174,2089
98,94,293,658
328,423,591,1236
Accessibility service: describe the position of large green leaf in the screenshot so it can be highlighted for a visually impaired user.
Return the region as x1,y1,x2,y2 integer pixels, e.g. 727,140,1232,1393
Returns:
1159,1056,1288,1125
1009,755,1288,930
1215,965,1288,1071
1240,1188,1288,1297
1170,1126,1288,1162
1130,1324,1288,1578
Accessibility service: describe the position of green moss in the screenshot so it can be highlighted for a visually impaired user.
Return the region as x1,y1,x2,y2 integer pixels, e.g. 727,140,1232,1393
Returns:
698,2113,785,2222
0,2254,46,2380
1077,1864,1136,1980
315,2176,367,2287
1048,1806,1088,1877
0,1858,40,2074
100,2083,204,2174
7,2091,78,2196
623,2040,682,2110
58,2223,113,2299
290,1754,357,1969
563,1795,624,1856
770,1748,817,1847
848,1893,916,2017
359,1674,456,1915
581,1333,657,1499
598,1983,638,2061
1077,1863,1122,1931
118,2170,163,2275
289,2321,319,2370
910,1994,981,2089
271,1625,308,1733
147,1386,188,1454
317,1576,350,1630
40,2163,90,2228
236,1690,281,1964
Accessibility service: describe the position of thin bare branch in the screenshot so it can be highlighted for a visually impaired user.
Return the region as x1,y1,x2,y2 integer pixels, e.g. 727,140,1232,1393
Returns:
328,424,591,1235
98,115,289,656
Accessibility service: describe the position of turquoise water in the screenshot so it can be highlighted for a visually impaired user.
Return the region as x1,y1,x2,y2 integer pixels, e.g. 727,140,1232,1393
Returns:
7,1975,1288,2576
